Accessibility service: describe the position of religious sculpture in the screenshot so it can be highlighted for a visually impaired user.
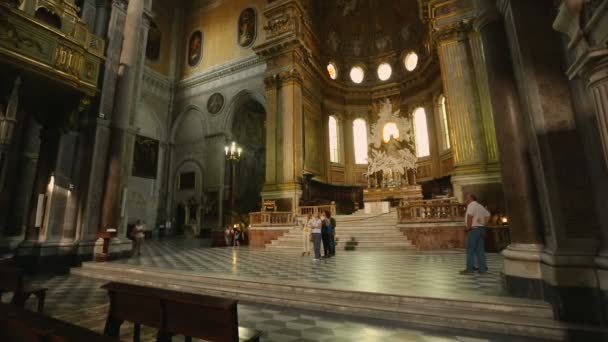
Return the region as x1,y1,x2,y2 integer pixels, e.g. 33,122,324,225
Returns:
238,8,256,47
188,30,203,67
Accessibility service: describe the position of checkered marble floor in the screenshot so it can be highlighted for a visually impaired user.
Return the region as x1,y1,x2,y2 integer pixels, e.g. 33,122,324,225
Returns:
112,238,507,298
3,274,544,342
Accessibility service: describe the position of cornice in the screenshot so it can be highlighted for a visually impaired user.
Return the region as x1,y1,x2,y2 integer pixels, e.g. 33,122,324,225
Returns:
175,55,264,91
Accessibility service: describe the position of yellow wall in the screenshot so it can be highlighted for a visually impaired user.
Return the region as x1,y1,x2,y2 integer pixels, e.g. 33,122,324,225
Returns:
180,0,266,78
145,4,173,76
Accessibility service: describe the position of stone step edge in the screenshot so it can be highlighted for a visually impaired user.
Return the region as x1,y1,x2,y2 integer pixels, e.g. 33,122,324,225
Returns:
70,268,556,324
75,262,550,314
70,268,575,340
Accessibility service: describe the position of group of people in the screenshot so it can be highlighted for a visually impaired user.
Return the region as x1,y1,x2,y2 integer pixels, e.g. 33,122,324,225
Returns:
224,225,244,247
302,210,336,261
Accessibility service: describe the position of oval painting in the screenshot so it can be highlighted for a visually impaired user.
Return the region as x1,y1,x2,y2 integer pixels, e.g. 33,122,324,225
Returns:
187,30,203,67
238,8,256,47
207,93,225,115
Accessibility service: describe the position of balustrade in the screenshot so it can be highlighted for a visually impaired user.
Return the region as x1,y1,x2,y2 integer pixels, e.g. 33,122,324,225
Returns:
397,198,465,223
249,212,294,226
297,203,336,217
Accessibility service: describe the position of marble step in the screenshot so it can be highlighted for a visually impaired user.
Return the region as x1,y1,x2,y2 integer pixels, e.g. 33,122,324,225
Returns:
277,232,408,238
70,263,593,340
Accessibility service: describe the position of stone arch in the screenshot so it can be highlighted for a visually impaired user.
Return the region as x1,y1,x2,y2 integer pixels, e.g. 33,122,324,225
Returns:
222,89,266,134
136,101,165,141
171,105,206,144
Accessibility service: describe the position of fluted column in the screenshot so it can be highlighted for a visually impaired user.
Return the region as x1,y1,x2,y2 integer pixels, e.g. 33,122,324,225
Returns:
435,23,501,203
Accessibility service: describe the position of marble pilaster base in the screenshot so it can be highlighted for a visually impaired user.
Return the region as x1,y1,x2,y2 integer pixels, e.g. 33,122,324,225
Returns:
14,239,79,272
502,243,544,299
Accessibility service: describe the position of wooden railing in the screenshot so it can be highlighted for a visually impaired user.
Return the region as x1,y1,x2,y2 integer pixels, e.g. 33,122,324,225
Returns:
398,199,466,223
297,203,337,217
249,212,294,226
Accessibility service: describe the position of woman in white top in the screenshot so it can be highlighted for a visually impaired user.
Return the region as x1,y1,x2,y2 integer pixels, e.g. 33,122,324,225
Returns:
302,214,313,256
310,213,323,261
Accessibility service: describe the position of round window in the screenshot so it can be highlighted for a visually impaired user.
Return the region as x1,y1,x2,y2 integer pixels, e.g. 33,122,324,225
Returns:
377,63,392,81
327,63,338,80
404,52,419,72
350,66,365,84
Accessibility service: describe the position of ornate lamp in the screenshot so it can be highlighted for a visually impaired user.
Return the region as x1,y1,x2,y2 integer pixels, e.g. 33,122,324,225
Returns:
224,141,243,223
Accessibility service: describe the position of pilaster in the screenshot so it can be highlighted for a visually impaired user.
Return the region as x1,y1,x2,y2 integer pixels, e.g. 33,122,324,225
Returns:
431,3,502,204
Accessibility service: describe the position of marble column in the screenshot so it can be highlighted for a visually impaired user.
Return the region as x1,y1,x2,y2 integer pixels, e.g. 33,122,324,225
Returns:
553,0,608,323
435,24,502,204
75,0,129,259
473,8,545,299
99,0,144,234
498,0,603,324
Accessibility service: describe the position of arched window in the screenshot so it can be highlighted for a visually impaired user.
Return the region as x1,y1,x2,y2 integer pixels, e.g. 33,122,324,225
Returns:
353,119,368,164
146,21,161,61
413,107,430,158
329,116,340,163
438,95,451,151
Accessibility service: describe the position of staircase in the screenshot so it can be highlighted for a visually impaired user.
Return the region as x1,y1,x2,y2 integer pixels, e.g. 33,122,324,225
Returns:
265,209,416,251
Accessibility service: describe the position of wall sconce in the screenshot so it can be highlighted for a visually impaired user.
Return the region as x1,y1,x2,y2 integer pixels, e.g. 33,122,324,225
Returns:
501,215,508,225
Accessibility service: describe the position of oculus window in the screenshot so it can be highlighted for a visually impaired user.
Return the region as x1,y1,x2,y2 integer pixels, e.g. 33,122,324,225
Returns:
329,116,341,163
413,107,430,157
382,122,400,143
439,95,451,151
350,66,365,84
377,63,392,81
404,52,419,72
353,119,369,164
327,63,338,80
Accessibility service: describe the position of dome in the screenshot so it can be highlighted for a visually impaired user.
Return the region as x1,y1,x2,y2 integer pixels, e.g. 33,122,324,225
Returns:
318,0,425,59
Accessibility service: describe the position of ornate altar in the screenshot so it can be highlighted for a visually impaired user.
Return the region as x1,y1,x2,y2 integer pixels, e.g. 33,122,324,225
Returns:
363,99,423,211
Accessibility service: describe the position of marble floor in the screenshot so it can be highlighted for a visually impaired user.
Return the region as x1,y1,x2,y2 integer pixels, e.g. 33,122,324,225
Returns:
1,238,550,341
4,274,545,342
112,238,508,299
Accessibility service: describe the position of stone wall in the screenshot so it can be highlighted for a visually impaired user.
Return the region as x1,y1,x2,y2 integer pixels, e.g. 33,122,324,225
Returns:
399,222,466,250
249,227,290,248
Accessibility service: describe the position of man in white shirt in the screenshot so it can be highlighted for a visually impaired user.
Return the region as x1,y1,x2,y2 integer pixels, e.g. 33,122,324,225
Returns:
460,194,491,274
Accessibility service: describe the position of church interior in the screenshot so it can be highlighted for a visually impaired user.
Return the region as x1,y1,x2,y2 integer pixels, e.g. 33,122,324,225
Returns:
1,0,608,341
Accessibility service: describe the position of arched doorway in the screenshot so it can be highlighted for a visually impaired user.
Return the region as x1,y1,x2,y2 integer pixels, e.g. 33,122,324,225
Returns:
231,100,266,216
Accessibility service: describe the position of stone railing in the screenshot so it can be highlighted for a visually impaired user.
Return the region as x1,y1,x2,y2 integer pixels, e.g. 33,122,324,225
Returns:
297,203,336,217
398,199,466,223
249,212,294,227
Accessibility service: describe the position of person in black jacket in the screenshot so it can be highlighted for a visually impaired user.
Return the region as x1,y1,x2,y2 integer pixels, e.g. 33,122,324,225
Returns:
321,211,331,258
327,211,337,256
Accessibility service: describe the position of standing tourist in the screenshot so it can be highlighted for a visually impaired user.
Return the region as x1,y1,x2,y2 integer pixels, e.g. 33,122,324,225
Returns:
321,212,331,258
224,225,232,247
327,210,337,256
133,220,145,256
311,213,322,261
460,194,490,274
234,226,242,247
302,213,312,256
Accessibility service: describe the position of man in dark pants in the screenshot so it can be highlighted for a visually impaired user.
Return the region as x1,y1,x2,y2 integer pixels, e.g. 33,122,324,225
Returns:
328,211,336,256
321,211,331,258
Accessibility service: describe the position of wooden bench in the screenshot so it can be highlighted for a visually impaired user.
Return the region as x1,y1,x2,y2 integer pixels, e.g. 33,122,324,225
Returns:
101,282,262,342
0,302,117,342
0,266,47,313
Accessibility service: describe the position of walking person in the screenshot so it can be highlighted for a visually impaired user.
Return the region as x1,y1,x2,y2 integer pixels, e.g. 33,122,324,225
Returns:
302,213,312,256
311,213,322,261
460,194,491,274
321,212,331,258
327,210,337,256
132,219,145,256
234,227,242,247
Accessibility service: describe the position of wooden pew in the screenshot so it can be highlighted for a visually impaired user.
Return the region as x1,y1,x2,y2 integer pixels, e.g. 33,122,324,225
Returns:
0,266,47,313
0,302,117,342
101,282,262,342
